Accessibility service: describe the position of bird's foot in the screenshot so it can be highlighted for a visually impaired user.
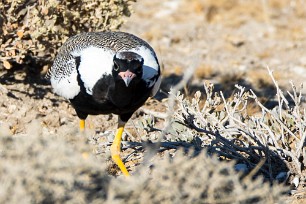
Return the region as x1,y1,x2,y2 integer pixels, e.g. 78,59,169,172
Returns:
110,143,130,177
79,119,85,132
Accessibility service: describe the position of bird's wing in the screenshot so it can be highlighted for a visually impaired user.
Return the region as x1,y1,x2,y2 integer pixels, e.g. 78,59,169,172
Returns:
75,46,114,95
49,46,114,99
49,54,81,99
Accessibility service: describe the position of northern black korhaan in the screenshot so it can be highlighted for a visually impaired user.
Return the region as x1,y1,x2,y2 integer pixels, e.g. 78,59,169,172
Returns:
47,31,161,176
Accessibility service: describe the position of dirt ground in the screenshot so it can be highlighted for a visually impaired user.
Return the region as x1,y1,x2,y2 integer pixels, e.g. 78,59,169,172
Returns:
1,0,306,202
122,0,306,96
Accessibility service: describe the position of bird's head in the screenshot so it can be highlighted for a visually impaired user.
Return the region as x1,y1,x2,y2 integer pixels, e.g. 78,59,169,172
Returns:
112,51,144,87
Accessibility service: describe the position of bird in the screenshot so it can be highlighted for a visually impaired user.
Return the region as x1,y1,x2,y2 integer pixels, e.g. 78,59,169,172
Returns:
47,31,161,176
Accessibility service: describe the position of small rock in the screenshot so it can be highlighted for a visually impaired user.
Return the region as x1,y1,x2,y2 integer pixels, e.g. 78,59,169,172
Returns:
60,117,68,125
0,84,8,94
226,35,245,47
101,131,114,142
292,176,299,188
3,60,12,69
8,105,17,114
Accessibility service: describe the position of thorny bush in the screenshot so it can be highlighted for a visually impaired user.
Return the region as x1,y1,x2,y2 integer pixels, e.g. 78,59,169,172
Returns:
0,0,135,70
161,68,306,190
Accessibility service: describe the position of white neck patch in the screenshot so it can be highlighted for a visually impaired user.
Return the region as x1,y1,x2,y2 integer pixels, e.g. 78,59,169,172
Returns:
74,46,114,95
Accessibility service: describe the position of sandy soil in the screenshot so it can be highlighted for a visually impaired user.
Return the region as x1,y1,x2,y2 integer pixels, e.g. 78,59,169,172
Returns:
122,0,306,96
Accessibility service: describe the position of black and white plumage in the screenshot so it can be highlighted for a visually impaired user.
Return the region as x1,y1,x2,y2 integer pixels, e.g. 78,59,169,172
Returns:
49,32,160,101
48,31,161,119
47,31,161,176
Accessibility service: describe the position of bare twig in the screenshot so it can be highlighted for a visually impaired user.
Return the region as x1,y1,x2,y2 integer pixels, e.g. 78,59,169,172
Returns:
138,108,167,119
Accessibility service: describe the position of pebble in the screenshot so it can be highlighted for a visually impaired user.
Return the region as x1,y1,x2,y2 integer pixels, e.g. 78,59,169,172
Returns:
292,176,299,188
0,84,8,94
8,105,17,113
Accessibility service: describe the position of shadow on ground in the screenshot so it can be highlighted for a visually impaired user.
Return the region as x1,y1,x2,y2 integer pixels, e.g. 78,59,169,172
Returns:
125,136,289,184
0,64,57,101
159,73,295,108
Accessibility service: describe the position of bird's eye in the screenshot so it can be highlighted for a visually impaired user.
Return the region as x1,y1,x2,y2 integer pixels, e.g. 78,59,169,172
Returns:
114,63,119,71
136,66,142,73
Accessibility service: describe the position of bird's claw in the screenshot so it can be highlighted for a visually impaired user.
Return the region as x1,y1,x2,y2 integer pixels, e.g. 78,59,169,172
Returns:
110,144,130,177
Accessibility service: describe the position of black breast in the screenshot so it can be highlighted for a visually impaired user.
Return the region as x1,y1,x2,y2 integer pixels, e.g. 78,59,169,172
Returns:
70,75,151,119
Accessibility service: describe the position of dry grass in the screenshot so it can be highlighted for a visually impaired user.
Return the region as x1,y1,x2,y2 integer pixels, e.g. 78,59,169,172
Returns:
159,67,306,192
194,64,217,79
246,69,281,90
0,122,110,203
0,127,288,203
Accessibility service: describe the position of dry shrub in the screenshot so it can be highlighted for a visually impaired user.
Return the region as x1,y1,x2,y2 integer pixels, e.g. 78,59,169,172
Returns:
0,0,135,70
0,125,110,203
111,151,287,204
0,127,287,203
163,67,306,190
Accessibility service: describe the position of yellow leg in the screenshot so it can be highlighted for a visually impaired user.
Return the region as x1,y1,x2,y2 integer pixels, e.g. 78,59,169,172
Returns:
110,120,130,177
80,119,85,132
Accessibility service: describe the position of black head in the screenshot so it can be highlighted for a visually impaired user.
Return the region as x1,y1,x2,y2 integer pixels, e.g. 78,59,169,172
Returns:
113,51,144,87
